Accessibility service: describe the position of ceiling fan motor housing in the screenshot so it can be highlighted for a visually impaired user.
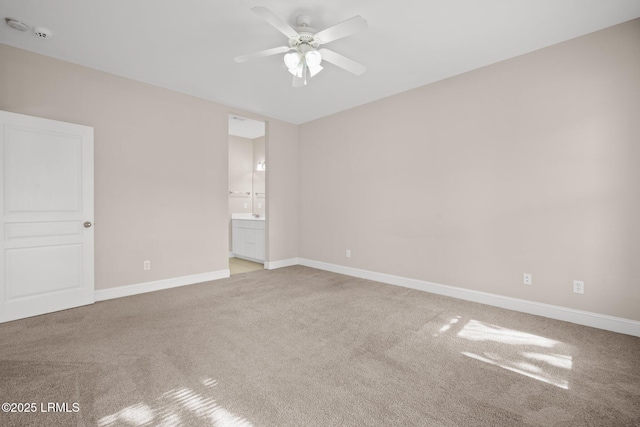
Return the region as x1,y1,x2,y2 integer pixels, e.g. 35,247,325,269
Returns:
289,32,319,48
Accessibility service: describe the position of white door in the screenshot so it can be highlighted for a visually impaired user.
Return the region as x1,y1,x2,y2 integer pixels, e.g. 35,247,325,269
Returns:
0,110,94,323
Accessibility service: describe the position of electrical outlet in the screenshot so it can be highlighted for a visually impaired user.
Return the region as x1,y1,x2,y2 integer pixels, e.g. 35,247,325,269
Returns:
243,202,248,209
523,273,532,285
346,249,351,258
144,260,151,271
573,280,584,294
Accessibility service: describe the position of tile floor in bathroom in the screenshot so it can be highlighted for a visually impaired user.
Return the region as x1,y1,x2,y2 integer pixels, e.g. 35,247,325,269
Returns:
229,257,264,275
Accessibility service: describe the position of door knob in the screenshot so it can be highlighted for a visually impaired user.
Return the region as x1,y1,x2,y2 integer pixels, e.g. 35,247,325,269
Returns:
84,221,92,228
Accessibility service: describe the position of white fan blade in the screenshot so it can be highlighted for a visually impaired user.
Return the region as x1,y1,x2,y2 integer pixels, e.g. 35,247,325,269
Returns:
252,7,299,39
314,16,368,44
234,46,290,63
319,48,366,75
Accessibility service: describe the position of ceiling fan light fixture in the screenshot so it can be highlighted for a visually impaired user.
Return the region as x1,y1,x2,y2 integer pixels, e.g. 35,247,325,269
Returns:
237,7,369,87
305,50,322,67
288,62,305,78
283,51,301,69
307,63,323,77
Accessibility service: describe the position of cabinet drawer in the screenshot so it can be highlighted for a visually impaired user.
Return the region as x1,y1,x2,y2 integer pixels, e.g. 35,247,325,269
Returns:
232,219,265,230
233,219,254,229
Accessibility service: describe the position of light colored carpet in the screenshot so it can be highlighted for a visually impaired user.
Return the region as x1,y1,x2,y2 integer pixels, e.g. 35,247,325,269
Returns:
0,266,639,426
229,257,264,275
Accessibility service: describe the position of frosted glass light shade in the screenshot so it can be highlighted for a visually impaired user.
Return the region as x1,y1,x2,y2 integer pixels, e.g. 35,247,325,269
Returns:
307,63,323,77
305,50,322,67
283,51,301,69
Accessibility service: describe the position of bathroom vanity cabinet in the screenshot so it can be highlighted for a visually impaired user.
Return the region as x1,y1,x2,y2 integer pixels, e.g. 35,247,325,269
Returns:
232,218,265,263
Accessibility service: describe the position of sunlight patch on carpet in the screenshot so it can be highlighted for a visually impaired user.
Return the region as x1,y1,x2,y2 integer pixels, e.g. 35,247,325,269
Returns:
457,319,560,347
98,403,155,426
97,379,253,427
434,315,462,336
462,351,570,389
455,319,572,389
522,352,572,370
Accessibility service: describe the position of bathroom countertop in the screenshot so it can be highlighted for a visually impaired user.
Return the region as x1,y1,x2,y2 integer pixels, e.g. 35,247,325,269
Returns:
231,213,265,221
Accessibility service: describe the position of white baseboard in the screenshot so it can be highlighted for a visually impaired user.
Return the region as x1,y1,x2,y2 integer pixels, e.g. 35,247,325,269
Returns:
265,258,299,270
95,270,230,302
297,258,640,337
229,252,235,258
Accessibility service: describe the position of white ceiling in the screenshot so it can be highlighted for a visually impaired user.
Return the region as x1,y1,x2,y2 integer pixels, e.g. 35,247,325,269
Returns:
1,1,639,124
229,115,265,139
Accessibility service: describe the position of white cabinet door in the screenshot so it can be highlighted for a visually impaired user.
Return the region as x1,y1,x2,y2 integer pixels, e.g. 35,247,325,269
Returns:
244,229,256,259
232,225,244,256
231,220,265,262
0,111,94,323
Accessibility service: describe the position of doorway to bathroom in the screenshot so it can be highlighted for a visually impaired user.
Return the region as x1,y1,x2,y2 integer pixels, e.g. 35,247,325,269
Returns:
228,114,266,275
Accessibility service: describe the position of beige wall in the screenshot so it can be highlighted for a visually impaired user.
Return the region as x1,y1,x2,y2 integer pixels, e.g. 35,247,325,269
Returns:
298,19,640,321
0,43,298,289
266,121,299,262
1,19,637,322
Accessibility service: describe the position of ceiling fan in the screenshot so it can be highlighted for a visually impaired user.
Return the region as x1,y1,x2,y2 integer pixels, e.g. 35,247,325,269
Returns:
234,7,368,87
